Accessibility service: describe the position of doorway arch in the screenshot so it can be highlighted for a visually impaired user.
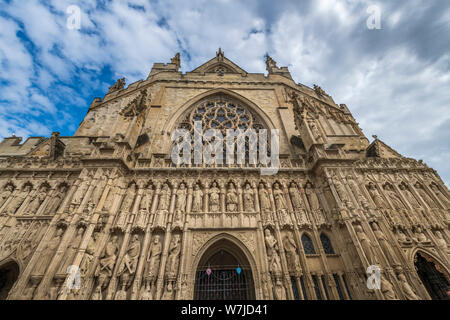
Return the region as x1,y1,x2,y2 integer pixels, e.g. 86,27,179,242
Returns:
0,260,20,300
414,252,450,300
194,238,256,300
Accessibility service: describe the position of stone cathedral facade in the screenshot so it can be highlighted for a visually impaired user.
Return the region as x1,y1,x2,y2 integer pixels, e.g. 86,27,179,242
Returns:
0,50,449,301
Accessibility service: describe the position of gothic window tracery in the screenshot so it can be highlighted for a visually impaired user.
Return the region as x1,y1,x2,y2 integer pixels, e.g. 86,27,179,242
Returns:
320,234,335,255
301,234,316,255
175,95,268,164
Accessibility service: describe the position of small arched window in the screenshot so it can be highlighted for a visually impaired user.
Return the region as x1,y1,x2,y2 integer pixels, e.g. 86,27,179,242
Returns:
302,234,316,255
320,234,335,255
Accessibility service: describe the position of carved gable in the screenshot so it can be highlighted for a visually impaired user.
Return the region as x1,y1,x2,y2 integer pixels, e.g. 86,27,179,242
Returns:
190,48,247,75
366,136,403,159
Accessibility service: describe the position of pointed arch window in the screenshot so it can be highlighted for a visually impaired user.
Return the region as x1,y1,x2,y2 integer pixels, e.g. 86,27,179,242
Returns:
174,94,269,165
320,234,335,255
301,234,316,255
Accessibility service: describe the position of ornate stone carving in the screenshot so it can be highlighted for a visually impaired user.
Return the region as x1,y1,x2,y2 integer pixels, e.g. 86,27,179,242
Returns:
283,232,301,274
243,183,254,212
191,184,203,213
398,274,421,300
209,182,220,213
33,228,64,275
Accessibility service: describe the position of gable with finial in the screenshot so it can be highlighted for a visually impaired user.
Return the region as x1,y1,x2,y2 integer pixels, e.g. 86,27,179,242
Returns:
190,48,247,76
27,132,65,159
366,135,403,158
120,90,148,118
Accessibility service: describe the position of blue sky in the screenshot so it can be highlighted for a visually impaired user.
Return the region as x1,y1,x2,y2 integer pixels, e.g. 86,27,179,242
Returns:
0,0,449,186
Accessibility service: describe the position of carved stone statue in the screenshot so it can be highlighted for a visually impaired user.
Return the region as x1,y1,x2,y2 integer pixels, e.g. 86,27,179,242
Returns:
46,185,67,214
309,121,323,143
371,222,400,267
91,174,108,204
430,184,450,208
33,228,64,275
259,183,272,222
381,276,398,300
147,235,162,280
264,229,282,276
116,234,141,299
154,184,170,228
398,274,420,300
413,227,429,243
289,183,310,226
273,183,289,224
7,184,31,214
72,178,89,205
399,184,421,209
243,183,254,212
174,183,187,222
367,183,387,209
58,227,84,274
414,182,436,208
141,235,162,300
209,182,220,213
226,182,238,212
25,185,47,215
80,232,99,277
191,184,203,213
165,234,181,280
283,232,301,273
305,182,326,226
434,231,448,252
0,184,14,209
354,225,378,266
96,235,120,278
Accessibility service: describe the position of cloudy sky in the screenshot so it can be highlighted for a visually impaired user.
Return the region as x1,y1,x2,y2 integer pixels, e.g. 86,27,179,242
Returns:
0,0,449,186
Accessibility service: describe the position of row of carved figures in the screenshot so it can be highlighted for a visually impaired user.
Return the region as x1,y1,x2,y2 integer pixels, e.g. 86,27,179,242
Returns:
0,182,68,217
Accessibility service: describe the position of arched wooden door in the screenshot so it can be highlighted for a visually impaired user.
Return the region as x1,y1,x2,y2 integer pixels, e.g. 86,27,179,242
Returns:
414,253,450,300
0,261,20,300
194,239,255,300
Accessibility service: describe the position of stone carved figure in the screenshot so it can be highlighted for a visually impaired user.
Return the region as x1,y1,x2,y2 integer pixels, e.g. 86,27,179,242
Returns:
434,231,448,252
381,276,398,300
96,235,120,278
25,185,47,215
141,235,162,300
259,183,272,222
116,234,141,300
0,184,14,209
354,225,378,266
116,184,136,229
414,182,436,208
367,183,387,209
33,228,64,275
273,183,289,225
166,234,181,279
174,183,187,223
305,182,326,226
309,121,323,143
209,182,220,213
371,222,400,267
283,232,301,273
399,184,421,209
58,227,85,274
430,184,450,208
155,184,170,228
226,182,238,212
80,232,99,277
413,227,429,243
264,229,282,276
243,183,254,212
398,274,420,300
46,185,67,214
333,176,351,207
289,183,310,226
7,184,31,214
91,174,108,204
163,234,181,299
191,184,203,213
72,178,89,206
